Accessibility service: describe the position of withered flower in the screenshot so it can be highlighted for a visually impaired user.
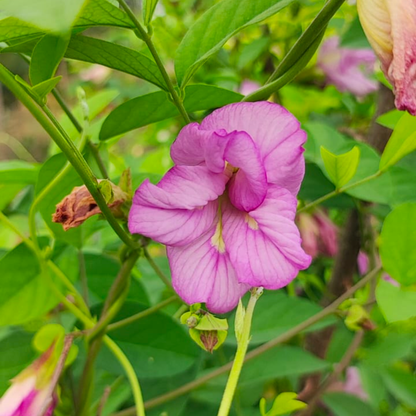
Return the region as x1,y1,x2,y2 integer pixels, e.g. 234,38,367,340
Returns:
53,180,129,231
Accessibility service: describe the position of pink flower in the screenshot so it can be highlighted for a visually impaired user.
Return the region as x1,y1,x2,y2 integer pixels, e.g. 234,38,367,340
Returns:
239,80,261,96
0,346,57,416
317,36,377,97
297,210,338,258
129,102,311,313
357,0,416,115
344,367,369,401
358,251,399,286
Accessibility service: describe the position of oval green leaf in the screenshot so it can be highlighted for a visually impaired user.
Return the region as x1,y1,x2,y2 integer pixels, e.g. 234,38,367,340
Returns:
99,84,243,141
320,145,360,189
380,112,416,171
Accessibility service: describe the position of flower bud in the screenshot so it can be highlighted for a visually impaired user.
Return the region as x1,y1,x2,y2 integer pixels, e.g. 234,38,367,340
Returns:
357,0,416,115
181,309,228,353
52,180,129,230
0,344,57,416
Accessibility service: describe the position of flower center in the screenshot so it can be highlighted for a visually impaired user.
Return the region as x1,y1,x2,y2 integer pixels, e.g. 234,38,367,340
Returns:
245,214,259,230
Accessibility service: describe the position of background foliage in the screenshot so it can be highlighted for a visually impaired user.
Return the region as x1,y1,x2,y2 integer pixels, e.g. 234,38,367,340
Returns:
0,0,416,415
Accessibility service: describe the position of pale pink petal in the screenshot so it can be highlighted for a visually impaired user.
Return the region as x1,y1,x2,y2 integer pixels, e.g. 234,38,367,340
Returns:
200,102,306,195
0,376,36,416
167,225,249,313
222,187,311,289
129,199,218,246
357,0,416,115
129,165,228,246
170,123,206,166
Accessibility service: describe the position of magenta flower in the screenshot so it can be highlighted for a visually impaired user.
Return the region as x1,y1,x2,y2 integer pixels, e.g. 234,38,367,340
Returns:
129,102,311,313
317,36,377,97
0,346,57,416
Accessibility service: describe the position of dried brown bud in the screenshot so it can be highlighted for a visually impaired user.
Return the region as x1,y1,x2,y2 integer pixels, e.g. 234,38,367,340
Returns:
52,181,128,231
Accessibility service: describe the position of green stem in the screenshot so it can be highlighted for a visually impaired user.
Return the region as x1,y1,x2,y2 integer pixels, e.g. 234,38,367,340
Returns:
108,295,178,331
0,210,91,317
298,171,383,213
51,89,109,179
117,0,191,124
243,28,325,102
217,288,263,416
77,250,140,416
112,266,381,416
0,64,138,249
104,336,146,416
143,247,172,288
267,0,346,83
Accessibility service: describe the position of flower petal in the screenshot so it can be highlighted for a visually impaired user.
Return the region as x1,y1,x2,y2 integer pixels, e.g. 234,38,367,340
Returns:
170,122,206,166
200,102,307,195
222,186,311,289
167,224,249,313
128,165,228,246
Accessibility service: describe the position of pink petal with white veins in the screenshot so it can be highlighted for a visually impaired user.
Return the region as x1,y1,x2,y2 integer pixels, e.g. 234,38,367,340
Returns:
167,224,249,313
222,187,311,289
129,165,228,246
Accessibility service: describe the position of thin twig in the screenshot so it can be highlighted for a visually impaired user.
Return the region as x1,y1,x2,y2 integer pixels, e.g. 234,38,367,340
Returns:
97,386,112,416
143,247,172,288
108,295,178,331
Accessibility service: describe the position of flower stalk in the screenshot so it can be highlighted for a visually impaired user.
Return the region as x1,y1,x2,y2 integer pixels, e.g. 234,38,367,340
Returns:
217,287,263,416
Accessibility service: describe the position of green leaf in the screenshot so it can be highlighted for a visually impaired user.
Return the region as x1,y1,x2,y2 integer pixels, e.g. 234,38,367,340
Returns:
65,35,167,90
0,17,41,43
323,393,378,416
0,242,58,326
0,0,88,33
32,76,62,99
305,122,392,204
376,279,416,323
99,84,243,140
379,203,416,285
0,330,36,394
76,0,134,30
340,15,370,49
320,145,360,188
29,34,69,85
84,253,149,306
226,291,335,346
261,393,307,416
381,367,416,408
175,0,293,86
36,154,84,248
380,112,416,171
143,0,159,26
98,301,200,377
0,0,134,44
376,109,403,130
0,160,39,184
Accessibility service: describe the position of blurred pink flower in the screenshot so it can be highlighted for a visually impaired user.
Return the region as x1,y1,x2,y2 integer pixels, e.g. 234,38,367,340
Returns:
357,0,416,115
358,251,399,286
239,80,261,96
80,65,110,84
344,367,369,401
0,345,57,416
129,102,311,313
297,210,338,258
317,36,377,97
